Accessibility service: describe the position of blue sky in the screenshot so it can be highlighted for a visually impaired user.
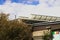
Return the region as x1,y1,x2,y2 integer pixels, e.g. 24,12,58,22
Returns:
11,0,39,5
0,0,39,5
0,0,60,20
0,0,6,5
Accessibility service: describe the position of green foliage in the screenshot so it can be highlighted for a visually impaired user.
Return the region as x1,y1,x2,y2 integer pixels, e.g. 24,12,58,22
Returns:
0,13,31,40
43,31,51,40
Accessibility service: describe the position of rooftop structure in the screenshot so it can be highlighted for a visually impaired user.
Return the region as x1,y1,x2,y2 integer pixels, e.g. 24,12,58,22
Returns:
20,14,60,21
19,14,60,40
30,14,60,22
33,21,60,26
19,14,60,24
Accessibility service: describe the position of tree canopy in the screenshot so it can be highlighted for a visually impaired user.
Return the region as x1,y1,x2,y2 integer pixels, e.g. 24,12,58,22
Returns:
0,13,32,40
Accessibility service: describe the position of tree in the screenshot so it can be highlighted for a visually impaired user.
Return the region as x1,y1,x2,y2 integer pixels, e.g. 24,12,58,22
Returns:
0,13,32,40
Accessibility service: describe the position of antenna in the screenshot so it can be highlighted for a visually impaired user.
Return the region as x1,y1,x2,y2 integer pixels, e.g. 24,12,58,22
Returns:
15,15,16,19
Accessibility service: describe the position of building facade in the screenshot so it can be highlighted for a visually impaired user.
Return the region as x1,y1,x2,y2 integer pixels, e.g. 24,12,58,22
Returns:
19,14,60,40
32,22,60,40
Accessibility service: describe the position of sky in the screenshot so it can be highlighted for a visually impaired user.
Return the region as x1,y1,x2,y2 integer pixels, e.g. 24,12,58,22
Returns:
0,0,60,19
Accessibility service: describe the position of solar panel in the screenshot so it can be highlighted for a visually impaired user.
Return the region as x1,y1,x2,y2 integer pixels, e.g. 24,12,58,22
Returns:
30,14,60,22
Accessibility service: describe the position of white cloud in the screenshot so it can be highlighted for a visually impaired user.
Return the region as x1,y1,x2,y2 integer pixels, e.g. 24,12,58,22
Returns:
0,0,60,19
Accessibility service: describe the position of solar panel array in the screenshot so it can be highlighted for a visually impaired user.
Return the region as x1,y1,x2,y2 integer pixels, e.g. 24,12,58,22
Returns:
30,14,60,22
